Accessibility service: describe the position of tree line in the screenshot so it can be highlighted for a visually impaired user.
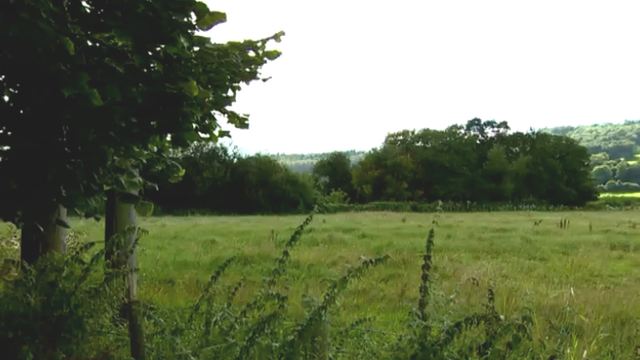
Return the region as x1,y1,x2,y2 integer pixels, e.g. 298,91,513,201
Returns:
145,118,599,214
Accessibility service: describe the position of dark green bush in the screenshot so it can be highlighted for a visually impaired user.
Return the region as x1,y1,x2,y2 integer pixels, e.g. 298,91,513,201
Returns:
145,144,316,215
0,249,128,359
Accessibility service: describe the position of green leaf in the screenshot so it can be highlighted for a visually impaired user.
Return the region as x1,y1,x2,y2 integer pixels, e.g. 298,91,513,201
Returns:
196,87,211,99
61,71,91,97
61,88,74,97
55,219,71,229
182,130,199,142
118,192,140,205
169,168,186,183
227,111,249,129
194,35,212,46
105,83,121,101
115,157,131,169
61,37,75,55
164,45,178,55
274,31,285,43
196,11,227,31
105,58,125,73
193,2,210,19
511,333,522,347
87,89,104,106
135,201,154,217
134,55,144,68
145,181,159,191
125,178,144,191
264,50,282,61
179,80,199,97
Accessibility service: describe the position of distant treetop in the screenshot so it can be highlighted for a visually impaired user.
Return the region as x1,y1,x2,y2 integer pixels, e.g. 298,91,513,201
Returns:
542,120,640,160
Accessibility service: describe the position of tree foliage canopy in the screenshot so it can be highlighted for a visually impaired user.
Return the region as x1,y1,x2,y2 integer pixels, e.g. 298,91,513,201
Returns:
0,0,283,225
352,119,598,206
145,143,316,214
312,152,354,197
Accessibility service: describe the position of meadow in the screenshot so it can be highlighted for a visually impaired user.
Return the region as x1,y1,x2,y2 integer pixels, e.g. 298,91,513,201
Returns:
53,210,640,358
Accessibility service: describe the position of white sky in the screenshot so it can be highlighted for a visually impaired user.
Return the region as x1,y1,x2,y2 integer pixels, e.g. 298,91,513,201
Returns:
204,0,640,155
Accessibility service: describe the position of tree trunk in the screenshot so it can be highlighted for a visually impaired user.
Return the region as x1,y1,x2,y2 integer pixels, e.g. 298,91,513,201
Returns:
105,188,117,266
104,188,145,360
105,189,140,270
21,205,67,264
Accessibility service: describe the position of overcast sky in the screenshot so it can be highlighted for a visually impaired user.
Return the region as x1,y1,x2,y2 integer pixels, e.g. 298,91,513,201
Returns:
203,0,640,155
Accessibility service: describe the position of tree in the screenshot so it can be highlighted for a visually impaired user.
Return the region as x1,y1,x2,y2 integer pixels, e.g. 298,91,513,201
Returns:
591,165,613,185
590,152,610,166
0,0,283,264
146,145,316,215
352,146,418,203
615,163,640,184
2,3,283,357
404,126,480,201
352,120,598,206
482,144,514,201
312,152,354,197
228,155,315,214
144,142,239,212
464,118,510,141
522,132,598,205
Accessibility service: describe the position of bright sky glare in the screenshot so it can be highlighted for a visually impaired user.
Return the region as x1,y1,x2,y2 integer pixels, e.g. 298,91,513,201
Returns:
204,0,640,155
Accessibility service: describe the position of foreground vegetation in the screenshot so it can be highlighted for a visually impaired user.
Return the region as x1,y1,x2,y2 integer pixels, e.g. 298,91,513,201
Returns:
2,211,640,358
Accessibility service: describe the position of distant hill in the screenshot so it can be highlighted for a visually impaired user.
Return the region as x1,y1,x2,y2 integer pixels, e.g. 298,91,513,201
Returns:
271,121,640,173
542,120,640,159
271,150,367,173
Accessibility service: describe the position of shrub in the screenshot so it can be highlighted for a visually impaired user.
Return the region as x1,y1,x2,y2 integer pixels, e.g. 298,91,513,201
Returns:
592,165,613,184
145,145,317,215
323,189,350,205
0,248,128,359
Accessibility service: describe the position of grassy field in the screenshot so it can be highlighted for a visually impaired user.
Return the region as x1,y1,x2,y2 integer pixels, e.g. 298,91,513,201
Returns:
4,211,640,357
599,192,640,198
54,211,640,357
